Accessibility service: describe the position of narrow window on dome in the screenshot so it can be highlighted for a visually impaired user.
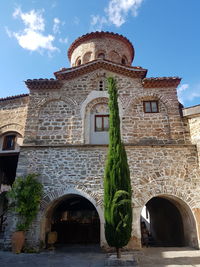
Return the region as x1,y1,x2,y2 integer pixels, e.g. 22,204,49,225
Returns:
143,101,159,113
77,59,81,66
98,53,105,59
121,56,127,65
75,57,82,66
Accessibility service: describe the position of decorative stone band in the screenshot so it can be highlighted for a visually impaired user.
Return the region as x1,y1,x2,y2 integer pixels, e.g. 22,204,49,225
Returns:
25,79,62,90
54,59,147,80
68,31,135,62
143,77,181,88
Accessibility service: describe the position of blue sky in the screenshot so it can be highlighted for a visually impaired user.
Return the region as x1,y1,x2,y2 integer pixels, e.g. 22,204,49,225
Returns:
0,0,200,107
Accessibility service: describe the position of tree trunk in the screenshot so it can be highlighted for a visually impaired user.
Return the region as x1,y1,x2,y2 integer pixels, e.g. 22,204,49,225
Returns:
116,247,121,258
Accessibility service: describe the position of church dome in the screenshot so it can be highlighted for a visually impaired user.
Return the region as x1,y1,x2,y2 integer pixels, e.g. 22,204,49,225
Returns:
68,31,135,67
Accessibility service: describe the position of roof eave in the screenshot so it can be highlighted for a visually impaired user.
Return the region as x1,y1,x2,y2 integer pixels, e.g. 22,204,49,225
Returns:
142,77,181,88
54,60,147,80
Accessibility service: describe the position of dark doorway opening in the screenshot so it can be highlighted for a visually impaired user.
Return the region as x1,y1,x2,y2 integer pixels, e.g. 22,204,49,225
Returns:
0,154,18,235
0,153,19,186
142,197,185,247
51,195,100,245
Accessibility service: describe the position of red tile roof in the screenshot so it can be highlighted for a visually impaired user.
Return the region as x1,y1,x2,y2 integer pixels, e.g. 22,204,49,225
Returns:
25,79,62,90
54,59,147,80
143,77,181,88
68,31,135,62
0,93,29,102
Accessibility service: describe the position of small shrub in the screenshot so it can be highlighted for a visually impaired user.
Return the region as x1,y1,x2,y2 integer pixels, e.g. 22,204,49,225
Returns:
7,173,43,231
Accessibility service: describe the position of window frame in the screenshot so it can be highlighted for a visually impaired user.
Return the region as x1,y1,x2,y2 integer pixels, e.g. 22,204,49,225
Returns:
2,134,17,151
143,101,159,113
94,114,109,132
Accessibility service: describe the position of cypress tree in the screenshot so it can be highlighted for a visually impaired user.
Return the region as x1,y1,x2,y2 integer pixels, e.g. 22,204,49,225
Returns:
104,77,132,258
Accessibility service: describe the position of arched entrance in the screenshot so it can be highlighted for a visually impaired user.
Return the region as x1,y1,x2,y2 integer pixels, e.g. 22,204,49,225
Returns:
140,195,198,248
50,194,100,245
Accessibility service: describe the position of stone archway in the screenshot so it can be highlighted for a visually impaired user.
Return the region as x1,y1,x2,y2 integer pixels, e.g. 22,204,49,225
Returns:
40,188,105,247
51,194,100,244
140,195,199,248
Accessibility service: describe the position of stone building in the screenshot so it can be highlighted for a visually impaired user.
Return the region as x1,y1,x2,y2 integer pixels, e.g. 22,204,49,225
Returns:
0,31,200,249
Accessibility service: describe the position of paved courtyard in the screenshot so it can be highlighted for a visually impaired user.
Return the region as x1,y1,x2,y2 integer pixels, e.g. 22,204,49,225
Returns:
0,246,200,266
136,247,200,266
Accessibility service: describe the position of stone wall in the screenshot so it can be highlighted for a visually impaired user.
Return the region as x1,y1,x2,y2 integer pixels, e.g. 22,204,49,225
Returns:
188,116,200,145
0,96,29,137
23,70,190,146
16,144,200,208
2,143,198,248
183,105,200,167
189,115,200,167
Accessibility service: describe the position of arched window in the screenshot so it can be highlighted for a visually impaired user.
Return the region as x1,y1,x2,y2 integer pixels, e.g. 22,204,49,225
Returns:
75,57,82,66
109,51,120,63
121,56,128,65
97,53,105,59
83,52,92,64
77,59,81,66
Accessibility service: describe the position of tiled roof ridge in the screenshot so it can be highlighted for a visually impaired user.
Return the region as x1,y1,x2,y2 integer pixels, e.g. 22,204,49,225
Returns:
144,76,181,80
26,78,57,81
0,93,29,102
68,31,134,61
143,77,181,88
54,59,147,80
25,78,62,90
55,59,147,75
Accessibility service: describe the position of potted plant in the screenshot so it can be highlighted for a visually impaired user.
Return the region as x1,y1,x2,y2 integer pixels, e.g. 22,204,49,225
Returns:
7,173,43,253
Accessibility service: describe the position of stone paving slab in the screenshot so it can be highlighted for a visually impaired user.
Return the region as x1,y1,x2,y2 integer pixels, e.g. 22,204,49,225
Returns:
105,253,138,266
0,246,200,267
0,245,106,267
135,247,200,267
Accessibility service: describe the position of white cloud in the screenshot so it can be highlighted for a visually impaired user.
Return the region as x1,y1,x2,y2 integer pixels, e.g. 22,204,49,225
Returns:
59,37,68,44
13,8,45,31
90,15,107,31
14,30,56,52
90,0,144,29
106,0,144,27
53,17,60,34
177,83,189,94
7,7,58,54
177,83,200,105
177,83,189,104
